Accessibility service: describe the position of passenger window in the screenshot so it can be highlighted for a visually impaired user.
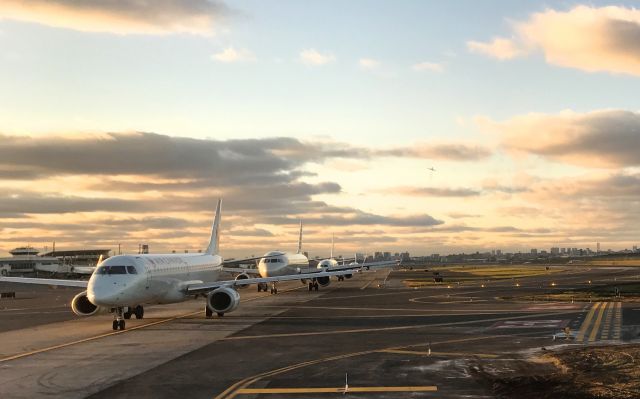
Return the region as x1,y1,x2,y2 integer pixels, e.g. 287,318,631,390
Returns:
126,266,137,274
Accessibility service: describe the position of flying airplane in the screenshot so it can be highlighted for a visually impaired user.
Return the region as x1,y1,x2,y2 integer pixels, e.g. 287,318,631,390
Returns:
427,167,436,172
0,200,357,330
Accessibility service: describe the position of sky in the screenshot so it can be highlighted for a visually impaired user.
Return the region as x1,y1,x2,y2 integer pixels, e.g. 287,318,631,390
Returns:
1,0,639,257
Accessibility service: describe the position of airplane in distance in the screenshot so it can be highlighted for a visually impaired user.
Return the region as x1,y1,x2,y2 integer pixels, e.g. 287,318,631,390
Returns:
427,167,436,172
228,232,399,293
224,221,310,294
0,200,357,331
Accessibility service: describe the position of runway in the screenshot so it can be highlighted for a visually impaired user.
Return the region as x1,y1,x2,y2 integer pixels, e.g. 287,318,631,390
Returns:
1,265,638,398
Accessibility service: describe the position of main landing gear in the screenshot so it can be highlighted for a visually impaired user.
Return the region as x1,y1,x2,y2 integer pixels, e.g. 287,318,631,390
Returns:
123,305,144,320
308,281,319,291
270,282,278,295
257,282,269,292
337,275,345,281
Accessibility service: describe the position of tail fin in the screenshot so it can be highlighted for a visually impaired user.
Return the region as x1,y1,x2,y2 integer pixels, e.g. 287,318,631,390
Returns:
330,234,334,259
297,220,303,254
205,199,222,255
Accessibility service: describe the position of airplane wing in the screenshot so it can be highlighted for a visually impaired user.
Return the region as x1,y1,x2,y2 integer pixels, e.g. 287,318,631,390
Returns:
186,268,359,294
299,259,400,274
0,276,88,288
222,267,260,275
358,259,401,270
221,254,279,265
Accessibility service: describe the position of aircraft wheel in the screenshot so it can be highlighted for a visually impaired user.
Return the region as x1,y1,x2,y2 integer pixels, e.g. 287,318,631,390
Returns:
124,311,132,319
308,283,313,291
217,312,224,317
134,305,144,319
205,306,213,318
314,283,319,291
257,285,262,292
118,320,125,330
112,320,118,330
274,288,278,294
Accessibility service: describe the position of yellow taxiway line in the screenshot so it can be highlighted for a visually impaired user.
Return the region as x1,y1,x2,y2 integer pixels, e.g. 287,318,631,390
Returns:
236,386,437,394
587,302,608,343
576,302,601,342
215,333,540,399
0,310,201,363
0,285,305,363
380,349,498,359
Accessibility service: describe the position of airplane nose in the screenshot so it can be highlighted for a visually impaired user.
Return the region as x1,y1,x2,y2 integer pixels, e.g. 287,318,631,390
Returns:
88,278,125,306
258,262,269,277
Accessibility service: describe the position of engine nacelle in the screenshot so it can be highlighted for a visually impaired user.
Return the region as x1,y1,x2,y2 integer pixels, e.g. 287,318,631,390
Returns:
234,273,250,289
316,276,331,287
207,287,240,314
71,291,101,316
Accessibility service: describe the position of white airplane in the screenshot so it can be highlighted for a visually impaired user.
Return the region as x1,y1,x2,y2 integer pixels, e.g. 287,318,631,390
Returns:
225,221,313,294
0,200,357,331
229,232,399,293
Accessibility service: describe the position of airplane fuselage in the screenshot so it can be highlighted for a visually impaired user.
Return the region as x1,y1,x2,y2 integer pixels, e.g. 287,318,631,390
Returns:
257,251,309,277
88,253,223,307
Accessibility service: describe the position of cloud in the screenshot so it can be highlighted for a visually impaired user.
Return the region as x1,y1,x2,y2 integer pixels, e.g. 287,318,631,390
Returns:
412,61,445,72
212,46,255,63
391,186,481,197
0,133,492,183
0,0,228,35
299,49,335,66
359,58,380,69
479,109,640,168
263,211,443,228
379,143,492,161
467,38,524,60
468,5,640,75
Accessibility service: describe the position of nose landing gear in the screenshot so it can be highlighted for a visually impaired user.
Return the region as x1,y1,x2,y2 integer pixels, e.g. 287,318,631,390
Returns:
308,281,319,291
112,307,126,330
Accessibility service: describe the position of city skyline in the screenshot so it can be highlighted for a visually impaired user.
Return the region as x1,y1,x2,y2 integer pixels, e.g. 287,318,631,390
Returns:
1,1,640,257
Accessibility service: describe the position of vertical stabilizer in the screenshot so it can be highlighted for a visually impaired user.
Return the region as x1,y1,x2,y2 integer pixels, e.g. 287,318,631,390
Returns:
297,220,303,254
330,234,334,259
205,199,222,255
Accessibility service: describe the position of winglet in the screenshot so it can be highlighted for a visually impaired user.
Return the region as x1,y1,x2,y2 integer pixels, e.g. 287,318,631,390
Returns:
297,220,303,254
205,199,222,255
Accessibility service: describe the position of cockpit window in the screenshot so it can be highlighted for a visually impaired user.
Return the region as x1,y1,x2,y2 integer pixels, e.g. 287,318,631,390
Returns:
97,265,128,275
126,266,137,274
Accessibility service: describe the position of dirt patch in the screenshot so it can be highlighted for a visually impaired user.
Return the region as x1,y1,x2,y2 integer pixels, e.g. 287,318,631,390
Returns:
471,345,640,398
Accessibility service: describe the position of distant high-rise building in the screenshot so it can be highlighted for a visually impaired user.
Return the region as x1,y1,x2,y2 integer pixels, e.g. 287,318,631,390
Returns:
496,249,502,256
597,242,601,254
550,247,560,255
531,249,538,255
383,251,391,260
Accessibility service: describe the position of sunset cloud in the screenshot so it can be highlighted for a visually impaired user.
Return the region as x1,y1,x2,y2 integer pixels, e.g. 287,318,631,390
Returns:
468,5,640,75
479,109,640,168
0,0,227,35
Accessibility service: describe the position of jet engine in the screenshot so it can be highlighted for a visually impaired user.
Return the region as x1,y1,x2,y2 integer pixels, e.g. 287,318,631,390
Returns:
71,291,101,316
316,276,331,287
234,273,250,289
207,287,240,314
